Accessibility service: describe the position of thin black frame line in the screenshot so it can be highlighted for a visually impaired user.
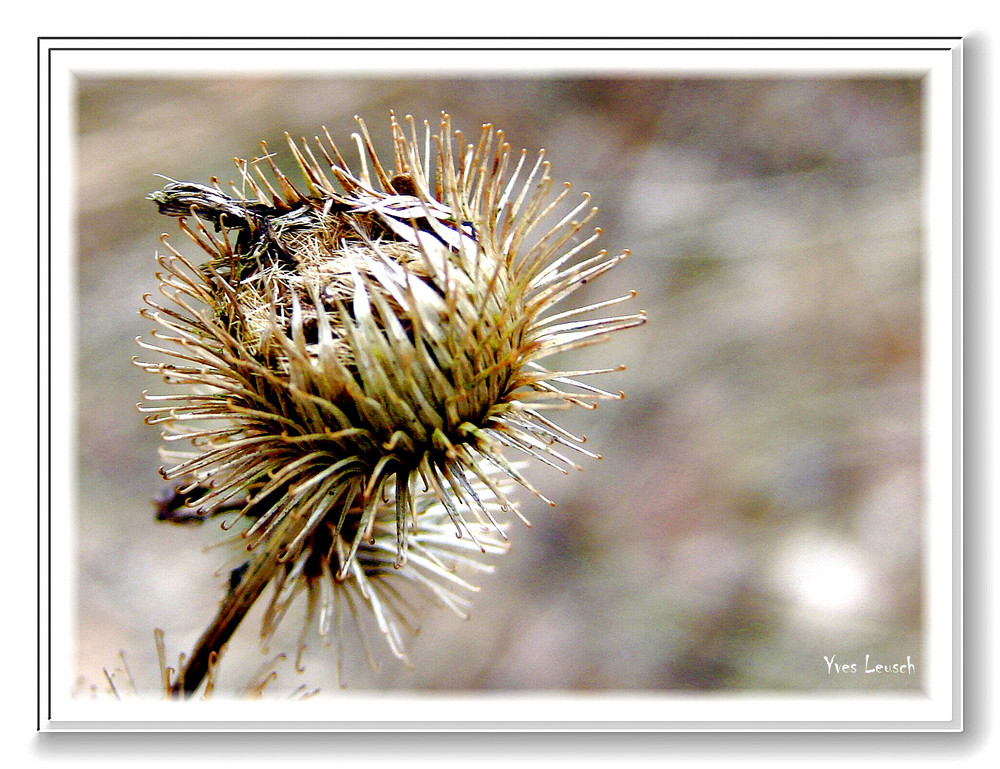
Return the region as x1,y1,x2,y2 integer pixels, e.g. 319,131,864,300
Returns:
43,42,954,727
37,35,964,41
36,34,42,735
40,40,52,729
47,46,955,53
47,42,55,728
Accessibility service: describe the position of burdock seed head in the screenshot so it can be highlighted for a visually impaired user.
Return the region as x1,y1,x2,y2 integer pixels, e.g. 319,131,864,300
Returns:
136,112,645,690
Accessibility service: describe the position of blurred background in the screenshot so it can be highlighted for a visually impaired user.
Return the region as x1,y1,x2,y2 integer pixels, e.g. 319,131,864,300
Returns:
73,74,923,697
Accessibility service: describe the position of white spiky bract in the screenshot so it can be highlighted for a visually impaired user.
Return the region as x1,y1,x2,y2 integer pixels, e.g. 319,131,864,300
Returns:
136,112,644,676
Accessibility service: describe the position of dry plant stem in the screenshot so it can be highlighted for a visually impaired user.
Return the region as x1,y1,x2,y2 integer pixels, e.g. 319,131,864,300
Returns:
170,557,278,698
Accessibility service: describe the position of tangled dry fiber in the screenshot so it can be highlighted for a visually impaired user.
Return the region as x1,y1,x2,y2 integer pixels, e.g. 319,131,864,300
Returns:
136,112,645,696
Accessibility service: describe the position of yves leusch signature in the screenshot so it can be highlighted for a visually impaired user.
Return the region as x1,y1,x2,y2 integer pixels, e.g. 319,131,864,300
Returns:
825,654,916,676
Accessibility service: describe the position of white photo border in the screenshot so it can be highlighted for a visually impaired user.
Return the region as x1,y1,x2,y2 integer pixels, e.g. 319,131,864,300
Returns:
38,36,962,732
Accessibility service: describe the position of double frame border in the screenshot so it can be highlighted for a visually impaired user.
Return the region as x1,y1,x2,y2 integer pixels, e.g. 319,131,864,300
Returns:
37,36,963,732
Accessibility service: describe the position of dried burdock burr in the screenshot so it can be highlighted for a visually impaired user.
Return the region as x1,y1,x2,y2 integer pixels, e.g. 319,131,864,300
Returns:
135,111,645,697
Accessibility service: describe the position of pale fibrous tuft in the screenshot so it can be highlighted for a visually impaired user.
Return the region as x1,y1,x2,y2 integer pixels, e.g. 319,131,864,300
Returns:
136,112,645,694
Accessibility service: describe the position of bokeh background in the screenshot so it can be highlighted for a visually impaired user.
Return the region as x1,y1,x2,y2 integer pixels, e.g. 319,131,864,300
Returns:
73,73,923,698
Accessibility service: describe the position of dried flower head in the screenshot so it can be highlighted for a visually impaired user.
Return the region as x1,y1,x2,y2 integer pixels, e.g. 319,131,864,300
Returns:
136,112,644,695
